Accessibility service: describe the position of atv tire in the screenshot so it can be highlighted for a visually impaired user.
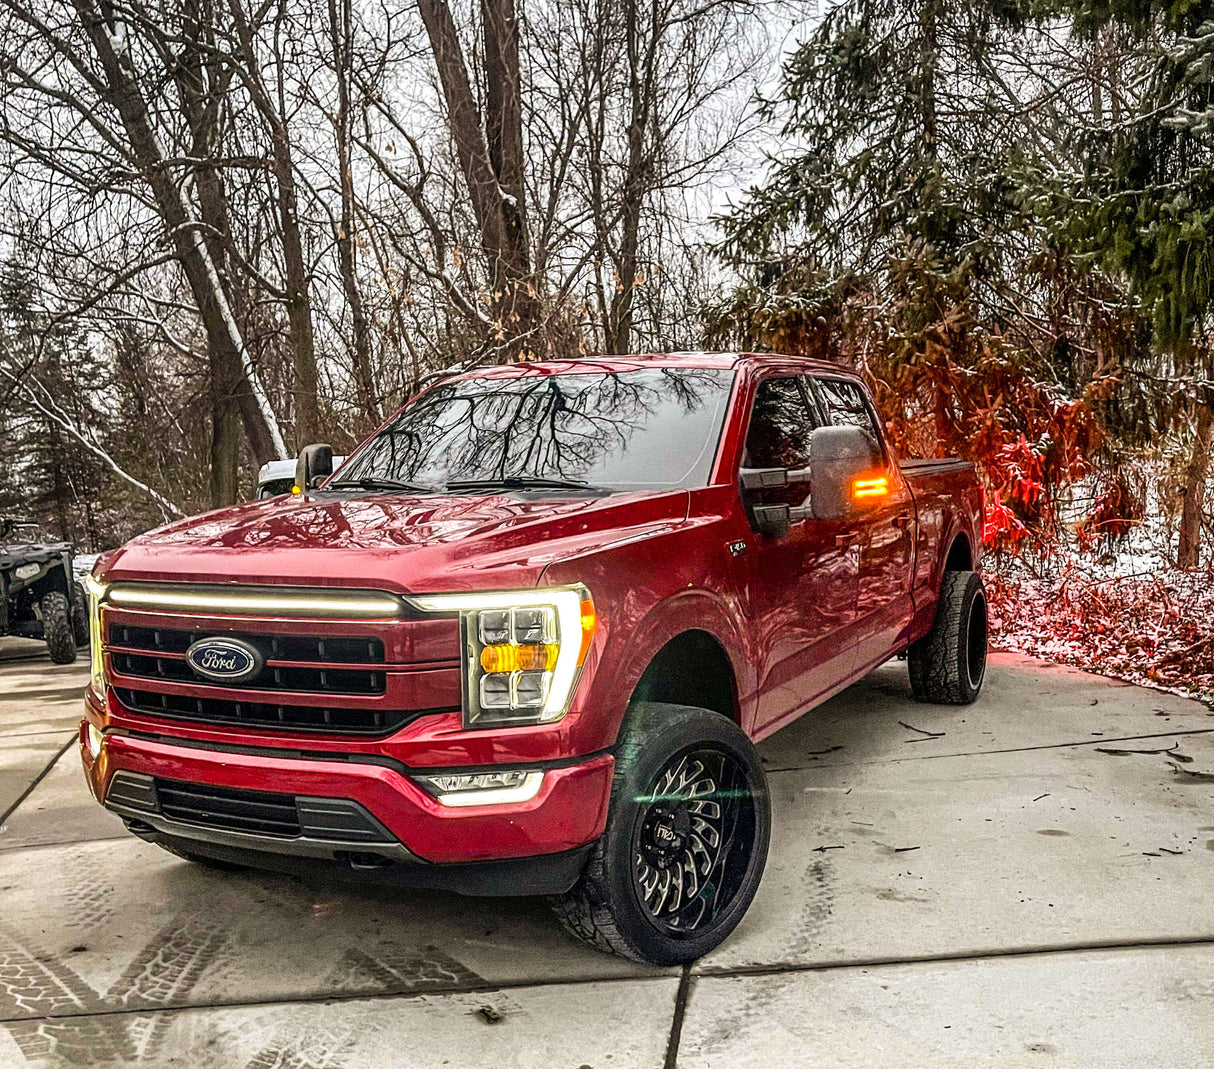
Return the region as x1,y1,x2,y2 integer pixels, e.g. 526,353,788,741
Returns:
71,581,89,647
41,590,77,664
908,569,987,704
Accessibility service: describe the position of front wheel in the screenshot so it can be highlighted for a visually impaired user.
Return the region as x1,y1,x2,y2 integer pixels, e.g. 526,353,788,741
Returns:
41,591,77,664
551,702,770,965
908,569,987,704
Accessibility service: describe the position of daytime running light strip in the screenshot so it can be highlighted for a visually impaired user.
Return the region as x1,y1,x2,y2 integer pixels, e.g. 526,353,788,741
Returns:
421,771,545,807
105,583,403,618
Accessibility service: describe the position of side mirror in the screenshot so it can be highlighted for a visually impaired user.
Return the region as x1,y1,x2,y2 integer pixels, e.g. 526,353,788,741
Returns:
809,426,885,519
295,443,334,493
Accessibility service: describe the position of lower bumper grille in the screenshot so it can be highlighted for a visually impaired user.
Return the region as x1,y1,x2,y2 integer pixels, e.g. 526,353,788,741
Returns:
157,780,301,838
106,771,396,844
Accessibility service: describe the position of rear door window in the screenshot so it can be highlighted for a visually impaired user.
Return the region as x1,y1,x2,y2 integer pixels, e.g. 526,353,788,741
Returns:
814,377,882,453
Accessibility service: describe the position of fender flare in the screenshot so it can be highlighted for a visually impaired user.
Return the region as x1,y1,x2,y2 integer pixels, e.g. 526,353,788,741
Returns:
589,589,754,746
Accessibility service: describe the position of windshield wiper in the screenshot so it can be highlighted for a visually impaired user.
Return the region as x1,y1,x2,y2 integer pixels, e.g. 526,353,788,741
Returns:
326,476,434,494
443,477,606,493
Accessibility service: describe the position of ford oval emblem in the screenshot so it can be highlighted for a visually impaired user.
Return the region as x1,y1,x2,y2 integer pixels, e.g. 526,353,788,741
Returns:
185,637,264,683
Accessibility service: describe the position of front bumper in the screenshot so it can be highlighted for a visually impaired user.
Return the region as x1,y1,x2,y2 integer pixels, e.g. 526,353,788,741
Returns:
81,703,614,889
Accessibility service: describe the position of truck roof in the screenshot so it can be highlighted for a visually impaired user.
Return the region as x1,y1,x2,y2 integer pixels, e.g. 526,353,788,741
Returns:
444,351,855,382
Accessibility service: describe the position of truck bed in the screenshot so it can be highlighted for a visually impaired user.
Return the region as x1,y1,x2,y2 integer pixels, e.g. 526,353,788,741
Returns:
899,458,975,477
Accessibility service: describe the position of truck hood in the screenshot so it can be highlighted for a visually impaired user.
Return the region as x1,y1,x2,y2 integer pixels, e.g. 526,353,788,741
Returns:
99,490,690,593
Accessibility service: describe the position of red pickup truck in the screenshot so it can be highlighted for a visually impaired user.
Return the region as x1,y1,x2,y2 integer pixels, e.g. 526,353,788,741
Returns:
81,353,986,965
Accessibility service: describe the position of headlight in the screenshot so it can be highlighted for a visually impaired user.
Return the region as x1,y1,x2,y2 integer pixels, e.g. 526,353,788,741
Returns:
84,574,107,695
410,586,597,727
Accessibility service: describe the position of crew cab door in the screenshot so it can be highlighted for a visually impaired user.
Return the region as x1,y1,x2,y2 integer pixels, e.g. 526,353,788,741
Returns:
740,374,860,734
813,376,916,672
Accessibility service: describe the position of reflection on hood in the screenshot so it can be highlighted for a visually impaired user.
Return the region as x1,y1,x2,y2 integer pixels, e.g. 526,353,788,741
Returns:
138,493,610,551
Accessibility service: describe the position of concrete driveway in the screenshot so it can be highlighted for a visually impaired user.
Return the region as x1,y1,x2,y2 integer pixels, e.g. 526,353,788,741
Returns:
1,637,1212,1068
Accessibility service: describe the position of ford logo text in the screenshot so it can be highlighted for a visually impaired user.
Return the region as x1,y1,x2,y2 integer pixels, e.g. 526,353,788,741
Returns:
185,637,264,683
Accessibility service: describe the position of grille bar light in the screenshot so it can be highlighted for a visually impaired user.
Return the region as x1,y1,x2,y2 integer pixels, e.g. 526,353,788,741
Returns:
106,582,405,619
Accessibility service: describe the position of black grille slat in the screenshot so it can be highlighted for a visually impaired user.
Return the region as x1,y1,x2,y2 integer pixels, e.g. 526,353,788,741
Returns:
115,687,444,735
155,779,302,838
110,651,383,696
107,624,385,665
156,786,297,820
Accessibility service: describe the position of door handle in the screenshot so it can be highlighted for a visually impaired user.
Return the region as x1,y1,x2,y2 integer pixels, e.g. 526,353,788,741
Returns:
891,512,913,529
836,532,859,548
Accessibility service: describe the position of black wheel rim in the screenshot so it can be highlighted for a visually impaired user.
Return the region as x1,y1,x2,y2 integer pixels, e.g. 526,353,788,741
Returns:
630,746,757,938
966,590,988,690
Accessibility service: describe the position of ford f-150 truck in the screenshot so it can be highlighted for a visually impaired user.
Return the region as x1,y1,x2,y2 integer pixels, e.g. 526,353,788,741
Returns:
81,352,986,965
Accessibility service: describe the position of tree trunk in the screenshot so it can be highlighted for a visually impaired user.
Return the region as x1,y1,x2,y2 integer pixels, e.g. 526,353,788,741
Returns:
171,16,278,478
227,0,321,447
328,0,379,426
1177,404,1212,570
608,0,659,355
210,374,241,507
417,0,543,356
75,0,286,498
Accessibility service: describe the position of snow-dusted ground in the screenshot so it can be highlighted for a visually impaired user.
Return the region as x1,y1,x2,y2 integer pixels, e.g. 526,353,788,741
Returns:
987,512,1214,707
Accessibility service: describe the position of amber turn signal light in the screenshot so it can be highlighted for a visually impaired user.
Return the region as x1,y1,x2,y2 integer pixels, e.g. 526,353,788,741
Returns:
852,475,890,499
480,643,560,673
578,597,597,665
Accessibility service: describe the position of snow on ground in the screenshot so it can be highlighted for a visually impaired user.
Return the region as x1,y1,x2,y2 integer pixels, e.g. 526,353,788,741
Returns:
987,537,1214,707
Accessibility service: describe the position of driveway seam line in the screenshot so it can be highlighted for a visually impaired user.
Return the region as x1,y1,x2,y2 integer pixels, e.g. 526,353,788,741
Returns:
0,970,679,1026
0,734,76,826
4,936,1211,1028
763,727,1214,773
664,966,693,1069
692,933,1214,979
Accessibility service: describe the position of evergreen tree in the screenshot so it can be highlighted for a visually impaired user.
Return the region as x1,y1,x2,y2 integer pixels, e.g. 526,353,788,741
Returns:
719,0,1030,322
1037,0,1214,565
712,0,1122,547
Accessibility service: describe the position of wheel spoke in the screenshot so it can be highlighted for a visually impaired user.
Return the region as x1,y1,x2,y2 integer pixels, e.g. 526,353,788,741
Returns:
632,746,757,934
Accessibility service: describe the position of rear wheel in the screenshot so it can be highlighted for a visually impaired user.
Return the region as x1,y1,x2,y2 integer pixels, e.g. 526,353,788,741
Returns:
550,702,770,965
908,569,987,704
41,591,77,664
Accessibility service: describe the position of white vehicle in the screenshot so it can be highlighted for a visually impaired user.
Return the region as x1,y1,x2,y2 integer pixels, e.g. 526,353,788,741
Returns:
256,456,346,498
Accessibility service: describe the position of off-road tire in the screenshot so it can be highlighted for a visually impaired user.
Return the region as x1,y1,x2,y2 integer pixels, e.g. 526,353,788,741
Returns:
908,569,987,704
41,591,77,664
550,702,771,965
154,840,248,872
71,581,89,647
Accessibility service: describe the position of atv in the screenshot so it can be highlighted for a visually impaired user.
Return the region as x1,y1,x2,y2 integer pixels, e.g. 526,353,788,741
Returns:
0,519,89,664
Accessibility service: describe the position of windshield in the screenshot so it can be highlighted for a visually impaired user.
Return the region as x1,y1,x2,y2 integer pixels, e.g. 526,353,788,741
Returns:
334,367,734,493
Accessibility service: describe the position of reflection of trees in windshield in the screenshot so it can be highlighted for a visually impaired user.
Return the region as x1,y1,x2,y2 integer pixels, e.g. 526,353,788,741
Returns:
339,369,733,491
